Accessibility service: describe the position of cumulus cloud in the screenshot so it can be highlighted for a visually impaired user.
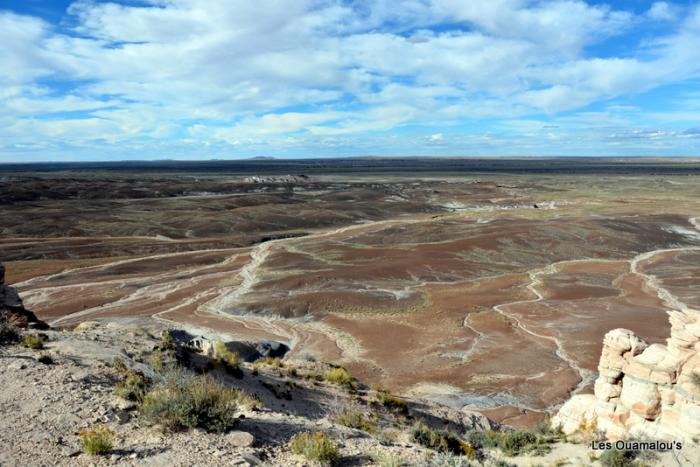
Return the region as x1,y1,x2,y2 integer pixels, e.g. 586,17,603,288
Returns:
1,0,700,159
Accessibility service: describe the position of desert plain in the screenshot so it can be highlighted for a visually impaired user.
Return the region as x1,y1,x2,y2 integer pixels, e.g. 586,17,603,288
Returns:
3,158,700,427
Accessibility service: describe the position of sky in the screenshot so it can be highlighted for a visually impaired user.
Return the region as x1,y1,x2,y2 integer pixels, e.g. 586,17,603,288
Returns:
1,0,700,161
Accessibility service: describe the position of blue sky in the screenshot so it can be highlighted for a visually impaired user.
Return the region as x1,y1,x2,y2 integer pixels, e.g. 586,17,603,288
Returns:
1,0,700,161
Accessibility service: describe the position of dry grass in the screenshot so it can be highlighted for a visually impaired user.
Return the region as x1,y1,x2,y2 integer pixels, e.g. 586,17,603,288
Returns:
290,432,339,465
79,425,114,456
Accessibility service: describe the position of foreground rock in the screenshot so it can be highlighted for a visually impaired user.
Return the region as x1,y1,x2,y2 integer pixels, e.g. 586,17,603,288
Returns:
0,318,500,466
554,308,700,442
0,262,47,329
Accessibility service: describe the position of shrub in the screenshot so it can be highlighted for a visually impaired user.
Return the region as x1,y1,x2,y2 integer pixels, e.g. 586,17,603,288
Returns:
333,407,377,433
374,452,404,467
0,319,20,345
599,448,639,467
214,341,242,377
37,353,54,365
427,452,473,466
140,369,240,433
79,424,114,455
323,367,353,387
115,371,148,401
22,334,44,350
498,430,538,456
464,429,552,457
258,356,284,368
411,422,472,456
149,330,186,372
290,432,339,465
375,388,409,415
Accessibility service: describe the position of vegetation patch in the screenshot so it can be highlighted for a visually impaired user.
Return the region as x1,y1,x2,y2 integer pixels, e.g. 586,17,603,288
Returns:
214,341,243,378
37,353,54,365
333,407,378,433
599,448,639,467
79,424,114,456
374,386,408,414
411,422,473,457
323,367,354,387
290,432,339,465
463,428,555,457
258,356,284,368
140,369,241,433
0,319,20,345
22,333,44,350
113,357,149,401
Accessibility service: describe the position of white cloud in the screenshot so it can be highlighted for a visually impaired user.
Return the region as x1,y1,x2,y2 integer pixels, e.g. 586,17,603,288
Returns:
647,2,679,21
1,1,700,158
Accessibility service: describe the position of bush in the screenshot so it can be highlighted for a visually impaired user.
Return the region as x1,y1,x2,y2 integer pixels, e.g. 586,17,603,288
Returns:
333,407,377,433
0,319,20,345
258,356,284,368
115,371,148,401
427,452,473,466
22,334,44,350
411,422,472,456
599,448,639,467
323,367,353,387
214,341,243,377
37,353,54,365
140,369,240,433
149,330,186,372
290,432,339,465
79,424,113,455
375,387,408,414
463,429,550,457
374,452,403,467
498,430,538,456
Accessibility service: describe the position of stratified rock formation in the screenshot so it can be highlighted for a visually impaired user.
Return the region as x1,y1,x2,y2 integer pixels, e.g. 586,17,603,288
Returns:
243,174,309,184
0,262,48,329
553,309,700,441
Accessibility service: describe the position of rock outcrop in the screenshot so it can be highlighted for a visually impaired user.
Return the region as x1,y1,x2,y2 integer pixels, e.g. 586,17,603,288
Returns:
553,308,700,441
0,262,48,329
243,175,310,184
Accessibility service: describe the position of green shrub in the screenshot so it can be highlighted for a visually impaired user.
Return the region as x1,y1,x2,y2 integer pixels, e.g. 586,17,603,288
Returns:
149,330,184,372
427,452,473,466
374,452,404,467
464,429,550,457
140,369,240,433
498,430,537,456
599,448,639,467
290,432,339,465
22,334,44,350
375,387,408,414
115,371,148,401
333,407,377,433
214,341,243,377
258,356,284,368
411,422,472,456
79,424,113,455
0,319,20,345
323,367,353,387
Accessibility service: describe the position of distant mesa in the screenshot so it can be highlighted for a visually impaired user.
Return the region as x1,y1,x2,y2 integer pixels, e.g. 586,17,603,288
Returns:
243,174,311,184
250,156,276,160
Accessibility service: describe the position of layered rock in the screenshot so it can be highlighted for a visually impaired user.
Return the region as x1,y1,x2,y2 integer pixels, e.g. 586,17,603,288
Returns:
0,262,48,329
553,309,700,441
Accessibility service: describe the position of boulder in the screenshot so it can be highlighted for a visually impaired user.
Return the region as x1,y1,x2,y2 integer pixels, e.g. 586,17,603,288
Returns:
0,262,48,329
